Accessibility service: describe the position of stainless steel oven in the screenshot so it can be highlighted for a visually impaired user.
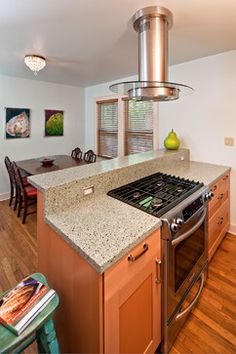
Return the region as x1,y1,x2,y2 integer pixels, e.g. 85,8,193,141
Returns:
160,186,212,353
107,172,213,353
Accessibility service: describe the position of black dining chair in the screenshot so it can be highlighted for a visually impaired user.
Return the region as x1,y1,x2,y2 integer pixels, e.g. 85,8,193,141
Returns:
4,156,15,207
12,162,37,224
71,147,83,161
4,156,30,210
83,150,96,163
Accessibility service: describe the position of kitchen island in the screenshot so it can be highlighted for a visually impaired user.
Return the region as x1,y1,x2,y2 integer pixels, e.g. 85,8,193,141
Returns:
29,149,230,353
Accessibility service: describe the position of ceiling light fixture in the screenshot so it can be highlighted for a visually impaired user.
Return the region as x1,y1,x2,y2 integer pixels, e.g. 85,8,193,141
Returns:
24,54,46,76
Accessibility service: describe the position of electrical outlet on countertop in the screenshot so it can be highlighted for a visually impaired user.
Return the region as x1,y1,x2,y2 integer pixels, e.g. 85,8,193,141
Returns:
82,186,94,196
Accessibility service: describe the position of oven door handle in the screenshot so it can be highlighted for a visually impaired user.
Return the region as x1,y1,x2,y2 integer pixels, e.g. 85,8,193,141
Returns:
171,208,207,247
175,272,205,321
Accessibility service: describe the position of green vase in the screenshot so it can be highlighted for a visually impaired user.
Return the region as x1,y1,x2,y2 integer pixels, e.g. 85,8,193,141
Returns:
164,129,180,150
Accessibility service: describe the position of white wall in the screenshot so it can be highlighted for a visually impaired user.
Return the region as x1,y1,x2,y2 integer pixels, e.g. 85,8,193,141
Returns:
0,75,85,197
85,50,236,232
159,50,236,231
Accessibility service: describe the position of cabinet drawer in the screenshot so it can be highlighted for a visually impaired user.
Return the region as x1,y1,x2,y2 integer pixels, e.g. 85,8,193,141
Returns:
208,198,229,253
105,229,161,297
208,173,230,219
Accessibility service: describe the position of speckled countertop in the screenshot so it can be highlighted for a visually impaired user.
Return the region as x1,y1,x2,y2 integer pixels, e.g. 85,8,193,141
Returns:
157,160,230,186
29,149,189,192
30,151,230,274
46,195,161,273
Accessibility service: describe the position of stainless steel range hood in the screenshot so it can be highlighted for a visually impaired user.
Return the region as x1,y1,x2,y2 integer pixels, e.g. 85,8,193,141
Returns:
109,6,193,101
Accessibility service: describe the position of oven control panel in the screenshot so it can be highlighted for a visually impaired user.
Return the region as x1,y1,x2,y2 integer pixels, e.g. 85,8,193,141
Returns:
183,196,203,221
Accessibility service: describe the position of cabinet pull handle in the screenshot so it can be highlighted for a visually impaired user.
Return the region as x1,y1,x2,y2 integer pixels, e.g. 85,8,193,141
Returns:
223,175,229,181
155,259,162,284
217,193,224,200
128,243,149,262
211,185,217,192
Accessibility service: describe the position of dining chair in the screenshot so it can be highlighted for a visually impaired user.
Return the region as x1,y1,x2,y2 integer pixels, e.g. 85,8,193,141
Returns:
4,157,29,210
12,162,37,224
4,156,15,207
71,147,83,161
83,150,96,163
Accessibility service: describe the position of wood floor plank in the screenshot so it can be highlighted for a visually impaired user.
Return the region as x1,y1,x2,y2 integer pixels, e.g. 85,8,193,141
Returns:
171,232,236,354
0,200,235,353
0,200,37,292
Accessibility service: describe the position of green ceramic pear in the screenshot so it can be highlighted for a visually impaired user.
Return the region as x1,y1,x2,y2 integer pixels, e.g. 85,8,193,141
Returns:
164,129,180,150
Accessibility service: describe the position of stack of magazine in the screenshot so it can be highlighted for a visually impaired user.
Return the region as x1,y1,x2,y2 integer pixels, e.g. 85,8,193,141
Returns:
0,276,55,335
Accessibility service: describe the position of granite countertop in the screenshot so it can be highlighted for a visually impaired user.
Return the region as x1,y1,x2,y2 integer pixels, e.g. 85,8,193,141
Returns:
46,195,161,273
29,149,188,191
157,160,231,186
40,159,230,273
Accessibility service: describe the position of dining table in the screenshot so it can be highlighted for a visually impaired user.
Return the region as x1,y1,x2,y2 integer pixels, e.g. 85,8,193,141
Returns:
16,155,91,176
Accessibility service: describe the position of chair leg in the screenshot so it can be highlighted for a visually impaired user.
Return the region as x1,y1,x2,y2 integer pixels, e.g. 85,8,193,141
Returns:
22,198,28,224
17,195,22,217
9,184,14,206
36,319,60,354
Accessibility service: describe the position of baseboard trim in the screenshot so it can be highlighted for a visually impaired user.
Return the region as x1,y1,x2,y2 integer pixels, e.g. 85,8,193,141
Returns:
0,192,10,201
228,223,236,235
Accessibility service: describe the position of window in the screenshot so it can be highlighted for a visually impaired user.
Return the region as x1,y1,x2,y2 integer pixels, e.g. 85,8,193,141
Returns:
97,99,118,158
124,100,153,155
96,97,157,158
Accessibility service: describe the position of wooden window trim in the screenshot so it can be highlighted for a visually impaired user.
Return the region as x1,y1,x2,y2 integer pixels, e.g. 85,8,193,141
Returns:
96,99,118,158
96,98,118,104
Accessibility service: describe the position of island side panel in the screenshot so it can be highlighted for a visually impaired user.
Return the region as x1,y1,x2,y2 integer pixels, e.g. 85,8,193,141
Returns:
37,191,103,353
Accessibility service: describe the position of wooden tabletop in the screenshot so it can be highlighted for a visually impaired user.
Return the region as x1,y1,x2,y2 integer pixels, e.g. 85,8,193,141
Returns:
16,155,89,176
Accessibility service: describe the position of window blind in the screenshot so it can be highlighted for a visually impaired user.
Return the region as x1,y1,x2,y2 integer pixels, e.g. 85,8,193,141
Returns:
124,100,153,155
97,99,118,158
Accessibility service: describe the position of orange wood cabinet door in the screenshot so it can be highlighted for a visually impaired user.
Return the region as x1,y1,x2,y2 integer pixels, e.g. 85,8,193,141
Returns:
104,229,161,354
208,172,230,261
208,173,230,219
208,198,230,261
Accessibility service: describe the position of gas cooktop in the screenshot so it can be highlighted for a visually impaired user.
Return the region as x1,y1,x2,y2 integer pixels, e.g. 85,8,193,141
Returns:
107,172,204,217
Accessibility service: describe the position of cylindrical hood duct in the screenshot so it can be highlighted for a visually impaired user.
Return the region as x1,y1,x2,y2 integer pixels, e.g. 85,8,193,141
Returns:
133,6,172,82
109,6,193,101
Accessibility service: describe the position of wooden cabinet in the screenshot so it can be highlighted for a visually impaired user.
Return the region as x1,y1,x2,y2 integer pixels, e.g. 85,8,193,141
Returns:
37,192,162,353
104,230,161,354
208,172,230,261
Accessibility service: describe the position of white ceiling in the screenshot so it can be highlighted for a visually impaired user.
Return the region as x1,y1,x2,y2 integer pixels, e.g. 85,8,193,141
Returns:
1,0,236,87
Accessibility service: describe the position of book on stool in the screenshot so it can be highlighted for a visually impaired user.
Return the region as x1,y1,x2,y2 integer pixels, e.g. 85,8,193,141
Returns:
0,276,55,335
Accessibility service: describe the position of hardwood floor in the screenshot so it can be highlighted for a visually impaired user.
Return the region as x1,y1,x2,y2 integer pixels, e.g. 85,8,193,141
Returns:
171,233,236,354
0,199,235,353
0,199,37,293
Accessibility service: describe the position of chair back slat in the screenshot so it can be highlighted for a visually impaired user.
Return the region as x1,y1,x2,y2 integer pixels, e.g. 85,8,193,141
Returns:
84,150,96,163
4,156,16,184
12,162,25,195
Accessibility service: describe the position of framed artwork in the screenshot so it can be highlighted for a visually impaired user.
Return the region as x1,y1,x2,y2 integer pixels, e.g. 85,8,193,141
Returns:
5,107,30,139
44,109,64,137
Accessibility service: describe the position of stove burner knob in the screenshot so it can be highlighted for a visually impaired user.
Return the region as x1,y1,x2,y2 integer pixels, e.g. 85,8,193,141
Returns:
176,218,184,226
171,223,179,232
205,192,214,201
209,191,214,199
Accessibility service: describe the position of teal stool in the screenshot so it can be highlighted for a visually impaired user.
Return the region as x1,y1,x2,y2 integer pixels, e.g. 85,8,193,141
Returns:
0,273,60,354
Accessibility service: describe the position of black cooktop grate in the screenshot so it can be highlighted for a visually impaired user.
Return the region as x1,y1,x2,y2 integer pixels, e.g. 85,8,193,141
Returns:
107,172,204,217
